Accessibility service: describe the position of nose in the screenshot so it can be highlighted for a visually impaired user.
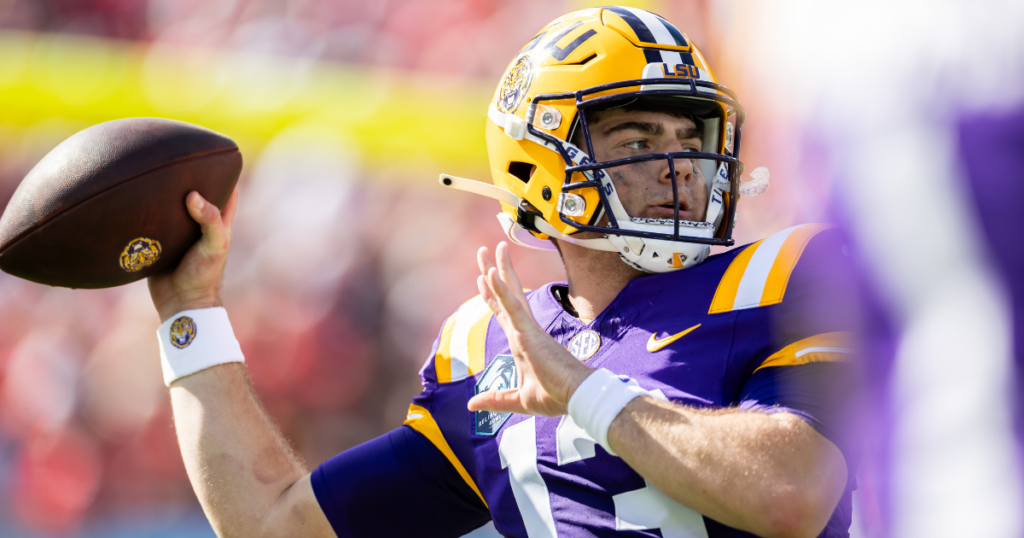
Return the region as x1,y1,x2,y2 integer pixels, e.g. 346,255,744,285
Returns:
659,143,695,186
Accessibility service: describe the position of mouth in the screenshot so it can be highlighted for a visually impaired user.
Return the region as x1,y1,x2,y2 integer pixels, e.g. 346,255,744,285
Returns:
646,201,694,221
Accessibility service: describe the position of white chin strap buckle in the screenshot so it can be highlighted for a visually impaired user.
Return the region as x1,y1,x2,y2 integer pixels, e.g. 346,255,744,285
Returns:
488,106,526,140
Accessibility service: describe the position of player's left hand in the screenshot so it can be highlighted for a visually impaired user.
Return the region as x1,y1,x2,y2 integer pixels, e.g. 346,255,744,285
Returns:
467,242,593,417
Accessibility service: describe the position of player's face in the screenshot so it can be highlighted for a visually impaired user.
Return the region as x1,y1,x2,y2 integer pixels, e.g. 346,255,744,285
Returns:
585,109,708,223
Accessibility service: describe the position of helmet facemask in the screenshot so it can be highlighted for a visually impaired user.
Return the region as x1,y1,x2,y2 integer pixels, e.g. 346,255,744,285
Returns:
526,78,745,272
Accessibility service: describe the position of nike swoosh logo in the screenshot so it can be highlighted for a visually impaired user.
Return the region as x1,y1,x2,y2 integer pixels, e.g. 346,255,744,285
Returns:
647,324,701,352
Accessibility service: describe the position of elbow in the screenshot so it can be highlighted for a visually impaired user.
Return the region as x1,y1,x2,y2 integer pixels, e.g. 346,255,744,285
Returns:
755,421,847,538
758,489,835,538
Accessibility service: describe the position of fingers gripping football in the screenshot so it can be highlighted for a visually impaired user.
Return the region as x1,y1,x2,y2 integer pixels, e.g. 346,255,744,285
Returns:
148,187,238,323
188,190,236,253
468,242,592,417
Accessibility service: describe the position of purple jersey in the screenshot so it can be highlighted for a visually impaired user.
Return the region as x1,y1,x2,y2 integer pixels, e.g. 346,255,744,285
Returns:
313,223,861,538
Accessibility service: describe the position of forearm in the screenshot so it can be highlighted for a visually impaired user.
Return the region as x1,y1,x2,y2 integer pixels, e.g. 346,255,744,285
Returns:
607,397,846,538
170,362,307,537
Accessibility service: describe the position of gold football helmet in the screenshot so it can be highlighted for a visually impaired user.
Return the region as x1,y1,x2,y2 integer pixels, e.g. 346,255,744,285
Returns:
442,6,747,272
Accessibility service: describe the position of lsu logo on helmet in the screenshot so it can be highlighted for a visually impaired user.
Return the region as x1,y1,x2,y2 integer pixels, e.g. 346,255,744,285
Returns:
496,55,534,114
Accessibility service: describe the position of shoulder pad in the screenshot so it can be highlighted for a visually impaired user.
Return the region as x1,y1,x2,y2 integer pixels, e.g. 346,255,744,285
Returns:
709,223,834,314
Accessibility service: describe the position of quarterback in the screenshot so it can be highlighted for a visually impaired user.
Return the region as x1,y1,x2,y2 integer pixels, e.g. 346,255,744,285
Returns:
149,7,860,538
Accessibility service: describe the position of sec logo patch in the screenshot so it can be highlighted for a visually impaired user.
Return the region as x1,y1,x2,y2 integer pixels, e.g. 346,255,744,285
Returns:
567,329,601,361
170,316,197,349
474,354,518,436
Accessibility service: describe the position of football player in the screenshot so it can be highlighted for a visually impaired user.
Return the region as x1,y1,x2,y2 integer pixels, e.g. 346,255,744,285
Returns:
149,7,861,538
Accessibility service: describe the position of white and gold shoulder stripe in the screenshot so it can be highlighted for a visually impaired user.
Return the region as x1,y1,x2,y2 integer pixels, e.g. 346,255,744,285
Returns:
435,295,493,383
709,223,833,314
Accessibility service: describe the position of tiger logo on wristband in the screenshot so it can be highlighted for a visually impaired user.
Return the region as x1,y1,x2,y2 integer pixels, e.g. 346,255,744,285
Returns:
170,316,197,349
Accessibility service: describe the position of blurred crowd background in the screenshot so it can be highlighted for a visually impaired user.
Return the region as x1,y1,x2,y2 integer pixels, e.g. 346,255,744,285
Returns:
0,1,805,535
0,0,1021,537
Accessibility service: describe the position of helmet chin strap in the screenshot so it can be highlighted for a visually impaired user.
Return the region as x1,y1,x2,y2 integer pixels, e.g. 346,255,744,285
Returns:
438,174,618,252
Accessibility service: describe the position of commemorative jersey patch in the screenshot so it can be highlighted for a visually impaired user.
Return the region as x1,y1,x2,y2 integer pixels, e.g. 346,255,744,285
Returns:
169,316,197,349
474,354,518,436
567,329,601,360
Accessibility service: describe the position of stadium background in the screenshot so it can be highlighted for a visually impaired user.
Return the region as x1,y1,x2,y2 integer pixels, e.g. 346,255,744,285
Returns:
3,0,1021,537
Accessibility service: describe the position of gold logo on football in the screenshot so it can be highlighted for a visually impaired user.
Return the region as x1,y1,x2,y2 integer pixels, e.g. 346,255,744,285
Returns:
170,316,197,349
496,54,534,114
120,237,162,272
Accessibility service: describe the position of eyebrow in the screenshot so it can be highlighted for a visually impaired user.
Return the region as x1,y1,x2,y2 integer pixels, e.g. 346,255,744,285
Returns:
602,121,702,141
604,121,663,137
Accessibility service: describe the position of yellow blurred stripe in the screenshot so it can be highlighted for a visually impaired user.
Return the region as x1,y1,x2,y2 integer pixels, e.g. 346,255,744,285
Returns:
0,31,492,179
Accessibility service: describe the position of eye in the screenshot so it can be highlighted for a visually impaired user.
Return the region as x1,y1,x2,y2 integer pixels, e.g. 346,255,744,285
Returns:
623,140,649,150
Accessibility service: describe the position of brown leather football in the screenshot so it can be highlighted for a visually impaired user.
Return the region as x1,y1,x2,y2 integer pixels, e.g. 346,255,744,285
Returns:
0,118,242,288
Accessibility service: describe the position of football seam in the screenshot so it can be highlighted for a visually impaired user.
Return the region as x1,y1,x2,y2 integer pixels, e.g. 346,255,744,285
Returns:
0,146,240,256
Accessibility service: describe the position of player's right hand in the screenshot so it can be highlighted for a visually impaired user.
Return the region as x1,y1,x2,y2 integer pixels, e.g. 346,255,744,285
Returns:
148,187,238,323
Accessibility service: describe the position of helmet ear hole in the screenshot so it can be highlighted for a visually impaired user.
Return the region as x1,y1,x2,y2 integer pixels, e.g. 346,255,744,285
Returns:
508,161,536,183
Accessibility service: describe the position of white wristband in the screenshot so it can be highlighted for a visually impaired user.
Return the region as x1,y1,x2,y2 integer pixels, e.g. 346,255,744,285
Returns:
157,307,245,386
567,368,649,456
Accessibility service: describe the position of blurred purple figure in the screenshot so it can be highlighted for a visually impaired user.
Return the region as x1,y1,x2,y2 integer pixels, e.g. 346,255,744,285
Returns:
959,106,1024,475
731,2,1024,536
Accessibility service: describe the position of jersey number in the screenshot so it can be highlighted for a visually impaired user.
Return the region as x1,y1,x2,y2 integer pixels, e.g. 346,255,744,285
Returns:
499,405,709,538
